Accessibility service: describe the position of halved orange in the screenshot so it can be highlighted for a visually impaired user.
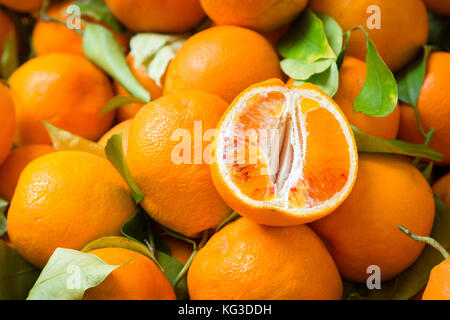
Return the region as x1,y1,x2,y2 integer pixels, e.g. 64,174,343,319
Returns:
211,79,358,226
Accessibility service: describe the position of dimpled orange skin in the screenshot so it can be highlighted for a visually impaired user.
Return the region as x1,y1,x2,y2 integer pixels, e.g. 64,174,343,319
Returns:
309,0,429,72
422,260,450,300
200,0,307,32
0,145,55,201
0,83,15,167
311,154,435,283
7,151,136,269
423,0,450,15
164,26,283,103
114,55,163,122
433,173,450,210
331,57,400,139
9,53,115,146
127,90,232,238
104,0,205,33
98,119,132,155
0,0,44,12
83,247,176,300
188,218,343,300
32,0,129,57
398,52,450,165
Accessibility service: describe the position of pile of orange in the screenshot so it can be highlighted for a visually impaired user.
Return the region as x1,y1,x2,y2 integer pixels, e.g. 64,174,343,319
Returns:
0,0,449,302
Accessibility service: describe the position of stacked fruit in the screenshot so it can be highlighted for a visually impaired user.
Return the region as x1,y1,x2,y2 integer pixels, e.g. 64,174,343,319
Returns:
0,0,449,301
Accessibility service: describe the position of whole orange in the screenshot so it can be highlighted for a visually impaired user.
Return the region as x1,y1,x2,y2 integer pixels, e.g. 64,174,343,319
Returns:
7,151,136,268
114,54,163,122
422,259,450,300
433,173,450,209
309,0,429,72
188,218,343,300
311,154,435,282
97,119,132,155
0,144,54,201
200,0,308,32
9,53,115,146
0,83,15,167
423,0,450,15
104,0,205,33
32,0,129,57
333,57,400,139
398,52,450,165
0,0,44,12
127,90,232,237
164,26,283,103
83,247,175,300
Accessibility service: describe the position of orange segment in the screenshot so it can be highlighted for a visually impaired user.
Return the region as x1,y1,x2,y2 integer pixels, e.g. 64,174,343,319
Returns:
211,80,358,226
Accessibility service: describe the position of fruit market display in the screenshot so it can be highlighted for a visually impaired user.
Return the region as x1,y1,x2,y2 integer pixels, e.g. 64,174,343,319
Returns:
0,0,449,301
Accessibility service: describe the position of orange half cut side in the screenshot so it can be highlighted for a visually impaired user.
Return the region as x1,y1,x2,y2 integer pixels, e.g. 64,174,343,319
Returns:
211,79,358,226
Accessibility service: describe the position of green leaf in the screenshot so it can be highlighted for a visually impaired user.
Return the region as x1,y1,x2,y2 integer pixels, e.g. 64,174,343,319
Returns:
396,46,435,106
73,0,124,32
354,31,398,117
0,198,7,237
156,250,188,300
277,10,336,63
27,248,119,300
388,196,450,300
281,58,333,81
82,23,150,102
43,121,105,158
316,13,343,56
294,61,339,97
130,33,188,87
103,95,145,114
352,126,443,161
0,240,40,300
419,162,434,183
336,30,351,68
105,133,144,204
1,30,18,79
121,208,151,245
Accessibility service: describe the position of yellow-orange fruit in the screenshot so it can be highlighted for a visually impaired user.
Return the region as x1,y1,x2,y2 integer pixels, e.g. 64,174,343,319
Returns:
433,173,450,210
311,154,435,282
7,151,136,268
0,83,15,166
188,218,343,300
9,53,115,146
422,259,450,300
423,0,450,15
84,247,176,300
164,26,283,103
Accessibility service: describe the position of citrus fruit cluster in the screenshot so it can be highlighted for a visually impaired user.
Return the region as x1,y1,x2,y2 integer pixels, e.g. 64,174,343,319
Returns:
0,0,449,301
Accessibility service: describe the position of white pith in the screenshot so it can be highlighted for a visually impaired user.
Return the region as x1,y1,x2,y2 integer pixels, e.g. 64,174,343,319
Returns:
216,86,358,215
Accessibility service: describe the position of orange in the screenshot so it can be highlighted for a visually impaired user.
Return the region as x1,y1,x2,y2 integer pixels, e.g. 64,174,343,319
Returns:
164,26,283,103
0,144,55,201
188,218,343,300
211,79,358,227
114,54,163,122
127,90,232,237
7,151,136,268
83,247,175,300
104,0,205,33
398,52,450,165
161,235,193,265
0,9,16,74
433,173,450,210
422,259,450,300
0,0,44,12
98,119,132,155
9,53,115,146
309,0,429,72
0,83,15,167
331,57,400,139
311,153,435,282
200,0,308,32
32,0,129,57
423,0,450,15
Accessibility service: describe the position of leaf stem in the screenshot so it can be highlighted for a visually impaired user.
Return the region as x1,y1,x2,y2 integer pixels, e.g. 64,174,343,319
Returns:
398,225,450,260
